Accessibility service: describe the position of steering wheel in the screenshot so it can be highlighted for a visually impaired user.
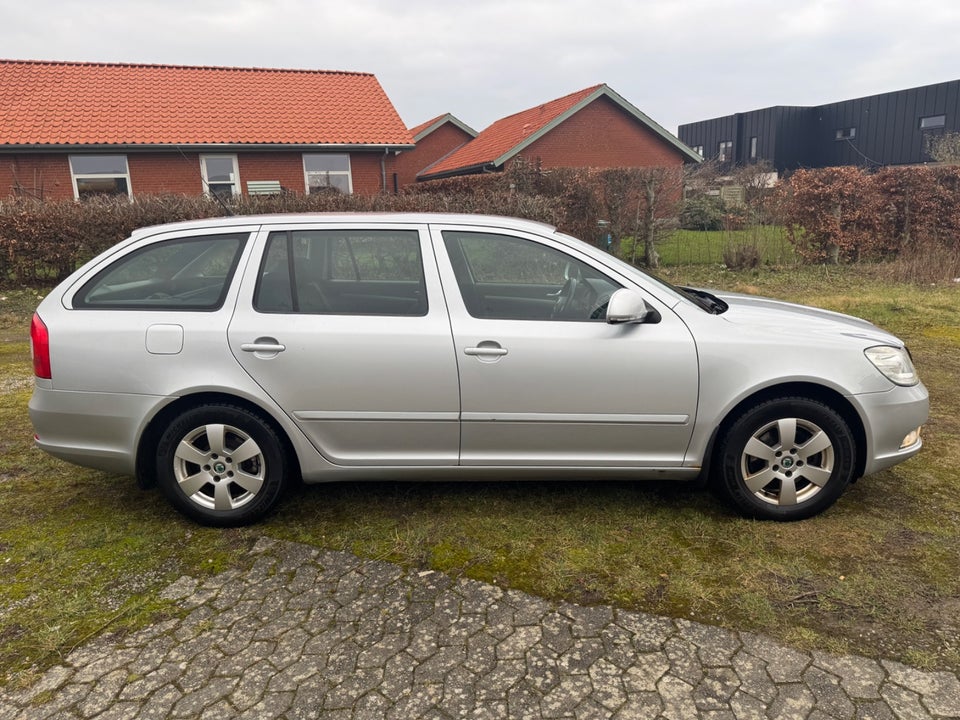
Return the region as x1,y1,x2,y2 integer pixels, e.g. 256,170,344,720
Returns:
551,263,582,318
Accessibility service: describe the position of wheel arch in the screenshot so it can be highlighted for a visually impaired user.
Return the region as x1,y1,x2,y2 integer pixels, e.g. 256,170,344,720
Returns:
135,392,301,489
706,381,867,483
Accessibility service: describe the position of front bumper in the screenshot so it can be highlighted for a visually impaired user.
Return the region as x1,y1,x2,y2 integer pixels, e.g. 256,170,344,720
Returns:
855,381,929,476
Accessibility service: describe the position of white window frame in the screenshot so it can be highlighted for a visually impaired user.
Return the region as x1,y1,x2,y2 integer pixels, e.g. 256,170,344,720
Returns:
69,155,132,199
303,154,353,195
200,154,241,198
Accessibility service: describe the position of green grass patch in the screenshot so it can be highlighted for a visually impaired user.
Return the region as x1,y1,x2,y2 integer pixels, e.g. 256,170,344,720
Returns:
1,262,958,684
623,226,798,266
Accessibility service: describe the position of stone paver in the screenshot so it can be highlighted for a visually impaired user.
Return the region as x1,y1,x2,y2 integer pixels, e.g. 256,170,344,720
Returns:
2,538,958,719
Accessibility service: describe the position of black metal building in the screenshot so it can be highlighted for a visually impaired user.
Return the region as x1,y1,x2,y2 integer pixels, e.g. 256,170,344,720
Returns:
678,79,960,173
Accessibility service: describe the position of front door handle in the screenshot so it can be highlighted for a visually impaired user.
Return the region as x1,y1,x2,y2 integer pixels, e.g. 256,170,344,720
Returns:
464,341,508,361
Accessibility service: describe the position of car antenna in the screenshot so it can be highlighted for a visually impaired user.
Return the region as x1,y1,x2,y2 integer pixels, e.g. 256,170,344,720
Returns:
176,146,235,216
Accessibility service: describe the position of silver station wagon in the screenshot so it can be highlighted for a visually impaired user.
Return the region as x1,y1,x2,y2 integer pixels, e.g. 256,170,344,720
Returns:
29,214,928,525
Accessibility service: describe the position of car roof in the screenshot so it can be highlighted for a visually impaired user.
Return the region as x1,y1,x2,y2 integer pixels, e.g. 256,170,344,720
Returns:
131,213,558,238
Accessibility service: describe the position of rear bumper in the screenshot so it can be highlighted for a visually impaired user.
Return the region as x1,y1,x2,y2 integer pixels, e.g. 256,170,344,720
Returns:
28,385,169,476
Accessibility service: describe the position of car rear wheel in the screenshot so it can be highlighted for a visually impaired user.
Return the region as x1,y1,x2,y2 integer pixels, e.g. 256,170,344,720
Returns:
156,404,287,526
718,397,856,520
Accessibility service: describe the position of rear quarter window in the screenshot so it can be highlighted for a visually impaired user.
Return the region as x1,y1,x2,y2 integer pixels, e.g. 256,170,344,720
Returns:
74,233,248,310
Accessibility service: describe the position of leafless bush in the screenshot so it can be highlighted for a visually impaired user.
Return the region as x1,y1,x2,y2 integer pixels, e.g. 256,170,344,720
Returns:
722,242,762,270
884,241,960,284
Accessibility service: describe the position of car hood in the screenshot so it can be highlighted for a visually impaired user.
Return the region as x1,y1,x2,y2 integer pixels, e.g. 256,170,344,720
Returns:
708,290,902,347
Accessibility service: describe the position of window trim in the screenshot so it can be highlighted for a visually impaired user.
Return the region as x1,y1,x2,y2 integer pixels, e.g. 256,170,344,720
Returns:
920,114,946,130
69,154,132,200
303,153,353,195
200,154,241,198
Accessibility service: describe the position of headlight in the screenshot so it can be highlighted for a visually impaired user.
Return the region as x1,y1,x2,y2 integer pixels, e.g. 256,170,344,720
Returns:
865,346,918,386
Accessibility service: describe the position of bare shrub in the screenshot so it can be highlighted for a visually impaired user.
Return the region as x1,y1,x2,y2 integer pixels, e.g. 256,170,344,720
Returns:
722,242,762,270
885,241,960,284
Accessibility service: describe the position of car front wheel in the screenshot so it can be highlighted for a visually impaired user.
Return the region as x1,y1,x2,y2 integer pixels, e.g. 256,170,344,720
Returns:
718,397,856,520
156,404,287,526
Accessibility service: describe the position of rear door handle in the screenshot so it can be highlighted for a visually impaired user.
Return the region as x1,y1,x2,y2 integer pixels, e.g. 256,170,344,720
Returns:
241,337,286,354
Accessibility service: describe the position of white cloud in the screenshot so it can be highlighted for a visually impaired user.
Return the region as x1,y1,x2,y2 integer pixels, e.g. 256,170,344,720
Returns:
1,0,958,133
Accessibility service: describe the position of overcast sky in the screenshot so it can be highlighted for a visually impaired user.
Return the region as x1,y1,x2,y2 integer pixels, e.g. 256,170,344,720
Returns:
3,0,958,135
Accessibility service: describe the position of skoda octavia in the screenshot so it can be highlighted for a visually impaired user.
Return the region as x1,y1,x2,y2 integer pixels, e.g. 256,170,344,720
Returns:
29,214,927,525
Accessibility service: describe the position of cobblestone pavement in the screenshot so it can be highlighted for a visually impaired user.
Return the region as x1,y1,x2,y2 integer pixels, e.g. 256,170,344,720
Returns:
3,538,959,719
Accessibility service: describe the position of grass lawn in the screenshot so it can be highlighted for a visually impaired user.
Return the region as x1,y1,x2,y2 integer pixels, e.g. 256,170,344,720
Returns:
624,225,797,266
0,262,958,689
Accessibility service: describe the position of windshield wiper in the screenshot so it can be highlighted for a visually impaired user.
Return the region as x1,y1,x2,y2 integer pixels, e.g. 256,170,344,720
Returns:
680,287,728,315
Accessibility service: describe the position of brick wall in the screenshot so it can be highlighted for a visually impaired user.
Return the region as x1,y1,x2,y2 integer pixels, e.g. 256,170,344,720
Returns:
0,150,389,200
0,154,74,200
393,124,475,187
508,96,685,171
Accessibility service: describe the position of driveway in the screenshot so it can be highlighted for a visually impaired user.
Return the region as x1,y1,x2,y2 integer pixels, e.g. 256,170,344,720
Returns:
3,537,958,719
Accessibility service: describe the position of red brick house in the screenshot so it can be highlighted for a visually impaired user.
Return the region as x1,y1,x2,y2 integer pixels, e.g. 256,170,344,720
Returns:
0,60,413,200
391,114,477,188
418,84,700,181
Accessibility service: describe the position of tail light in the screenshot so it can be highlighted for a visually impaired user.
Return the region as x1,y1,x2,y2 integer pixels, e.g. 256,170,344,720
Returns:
31,313,51,379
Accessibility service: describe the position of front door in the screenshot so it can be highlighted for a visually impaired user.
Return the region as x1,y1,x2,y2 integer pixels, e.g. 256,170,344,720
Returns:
432,226,699,467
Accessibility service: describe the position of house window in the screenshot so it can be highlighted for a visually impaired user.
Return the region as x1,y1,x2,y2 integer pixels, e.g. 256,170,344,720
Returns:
200,155,240,199
835,127,856,140
749,137,758,160
304,154,352,194
69,155,131,199
718,141,733,162
920,114,946,130
693,145,704,156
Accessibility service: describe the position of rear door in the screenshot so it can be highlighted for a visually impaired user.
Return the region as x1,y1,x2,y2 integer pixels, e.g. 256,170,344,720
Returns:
228,222,460,465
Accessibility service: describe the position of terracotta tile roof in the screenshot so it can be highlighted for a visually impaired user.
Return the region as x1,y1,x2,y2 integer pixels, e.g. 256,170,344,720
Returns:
0,59,413,147
420,84,699,179
422,85,603,177
408,113,479,143
408,115,448,139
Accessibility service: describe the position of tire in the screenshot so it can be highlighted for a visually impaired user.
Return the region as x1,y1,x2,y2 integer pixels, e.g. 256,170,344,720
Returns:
717,397,856,521
156,404,287,527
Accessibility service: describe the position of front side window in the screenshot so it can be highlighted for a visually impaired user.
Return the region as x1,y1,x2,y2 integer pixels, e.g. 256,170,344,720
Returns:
255,229,425,315
200,155,240,199
718,141,733,162
749,136,758,160
442,231,621,321
303,154,352,194
69,155,131,199
75,233,248,309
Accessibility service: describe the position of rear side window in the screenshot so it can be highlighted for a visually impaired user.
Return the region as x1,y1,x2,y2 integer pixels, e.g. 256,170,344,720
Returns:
255,229,427,316
75,234,248,310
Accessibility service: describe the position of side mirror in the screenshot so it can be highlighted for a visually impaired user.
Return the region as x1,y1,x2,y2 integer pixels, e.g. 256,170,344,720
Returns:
606,289,661,324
